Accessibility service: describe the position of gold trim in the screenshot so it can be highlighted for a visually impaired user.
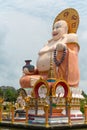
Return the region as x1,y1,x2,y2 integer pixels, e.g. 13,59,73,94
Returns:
32,78,50,98
52,79,70,97
53,8,79,33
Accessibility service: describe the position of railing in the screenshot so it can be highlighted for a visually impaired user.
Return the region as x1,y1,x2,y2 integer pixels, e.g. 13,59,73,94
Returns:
0,98,85,127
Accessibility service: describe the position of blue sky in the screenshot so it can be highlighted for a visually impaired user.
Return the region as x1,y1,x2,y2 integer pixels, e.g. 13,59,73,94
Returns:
0,0,87,92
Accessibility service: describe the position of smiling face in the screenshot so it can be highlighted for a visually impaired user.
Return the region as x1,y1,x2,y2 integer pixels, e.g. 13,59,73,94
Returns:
52,20,68,41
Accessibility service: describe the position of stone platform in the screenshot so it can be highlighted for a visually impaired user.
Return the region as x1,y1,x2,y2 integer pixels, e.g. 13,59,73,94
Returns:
0,120,87,130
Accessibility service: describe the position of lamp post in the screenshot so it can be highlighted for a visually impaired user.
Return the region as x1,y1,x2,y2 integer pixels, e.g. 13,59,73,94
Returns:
0,104,2,122
44,104,49,127
25,105,29,124
11,104,15,123
0,98,4,122
67,96,72,126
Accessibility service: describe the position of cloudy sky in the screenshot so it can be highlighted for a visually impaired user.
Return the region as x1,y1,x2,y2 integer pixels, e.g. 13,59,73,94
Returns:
0,0,87,92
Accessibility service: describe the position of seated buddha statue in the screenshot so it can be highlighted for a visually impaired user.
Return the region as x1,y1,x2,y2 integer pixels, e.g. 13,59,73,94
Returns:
37,20,80,87
20,9,80,88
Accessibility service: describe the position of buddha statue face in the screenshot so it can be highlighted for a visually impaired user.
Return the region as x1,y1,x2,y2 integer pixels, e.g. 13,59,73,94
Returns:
52,20,68,41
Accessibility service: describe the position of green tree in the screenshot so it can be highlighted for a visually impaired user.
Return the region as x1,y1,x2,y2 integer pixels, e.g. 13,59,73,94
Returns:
0,86,20,103
0,87,3,97
2,86,18,102
80,91,87,113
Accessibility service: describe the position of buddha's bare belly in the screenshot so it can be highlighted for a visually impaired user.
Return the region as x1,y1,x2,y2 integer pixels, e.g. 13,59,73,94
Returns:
37,52,51,72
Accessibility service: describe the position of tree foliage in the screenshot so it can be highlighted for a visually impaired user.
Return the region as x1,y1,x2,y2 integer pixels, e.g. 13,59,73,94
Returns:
0,86,18,102
80,91,87,113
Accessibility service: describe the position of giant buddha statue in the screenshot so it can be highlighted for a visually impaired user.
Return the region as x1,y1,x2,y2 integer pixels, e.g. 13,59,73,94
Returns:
20,8,80,89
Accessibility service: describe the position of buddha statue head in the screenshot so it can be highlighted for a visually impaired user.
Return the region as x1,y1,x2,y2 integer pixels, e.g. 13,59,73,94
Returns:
52,20,68,41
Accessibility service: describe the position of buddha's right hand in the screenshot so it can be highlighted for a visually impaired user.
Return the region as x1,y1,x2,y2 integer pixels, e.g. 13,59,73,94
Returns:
56,43,66,51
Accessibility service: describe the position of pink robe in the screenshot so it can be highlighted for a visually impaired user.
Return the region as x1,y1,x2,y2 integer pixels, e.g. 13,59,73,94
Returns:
57,42,80,87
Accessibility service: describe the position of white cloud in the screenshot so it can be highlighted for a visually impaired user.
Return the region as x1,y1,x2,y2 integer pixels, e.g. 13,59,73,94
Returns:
80,80,87,93
0,9,51,88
